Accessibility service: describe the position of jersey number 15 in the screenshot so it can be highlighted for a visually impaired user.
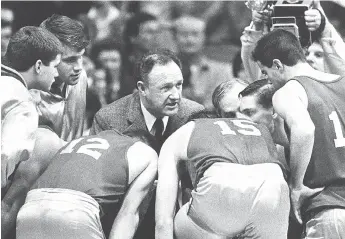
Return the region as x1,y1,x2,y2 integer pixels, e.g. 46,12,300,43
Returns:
214,120,262,136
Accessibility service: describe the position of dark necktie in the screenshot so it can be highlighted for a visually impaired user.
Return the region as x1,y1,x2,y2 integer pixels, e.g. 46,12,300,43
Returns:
153,118,164,139
152,118,164,153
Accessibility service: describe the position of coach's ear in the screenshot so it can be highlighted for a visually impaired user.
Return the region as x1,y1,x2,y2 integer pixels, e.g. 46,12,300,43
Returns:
137,81,146,95
34,60,43,74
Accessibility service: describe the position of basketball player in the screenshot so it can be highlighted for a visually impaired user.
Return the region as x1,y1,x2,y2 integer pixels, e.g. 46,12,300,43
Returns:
16,130,158,239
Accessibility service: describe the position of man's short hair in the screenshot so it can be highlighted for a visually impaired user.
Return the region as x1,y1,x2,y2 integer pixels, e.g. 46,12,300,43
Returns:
252,29,306,67
136,48,182,84
5,26,62,72
124,12,156,43
212,79,248,116
40,14,89,51
239,79,274,109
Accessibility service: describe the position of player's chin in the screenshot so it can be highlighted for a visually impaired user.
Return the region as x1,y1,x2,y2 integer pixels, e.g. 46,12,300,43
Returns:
68,76,80,85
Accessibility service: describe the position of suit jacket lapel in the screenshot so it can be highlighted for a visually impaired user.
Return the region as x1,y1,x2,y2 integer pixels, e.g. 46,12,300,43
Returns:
125,92,148,134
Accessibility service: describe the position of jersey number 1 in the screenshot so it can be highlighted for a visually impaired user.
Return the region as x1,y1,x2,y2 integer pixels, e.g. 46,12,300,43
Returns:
60,137,110,160
329,111,345,148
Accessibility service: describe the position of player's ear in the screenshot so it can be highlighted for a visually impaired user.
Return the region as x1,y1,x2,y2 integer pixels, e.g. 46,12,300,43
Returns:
35,60,43,74
272,59,284,72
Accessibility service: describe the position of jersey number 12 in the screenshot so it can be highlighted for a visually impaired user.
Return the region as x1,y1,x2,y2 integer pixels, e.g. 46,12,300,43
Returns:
60,137,110,160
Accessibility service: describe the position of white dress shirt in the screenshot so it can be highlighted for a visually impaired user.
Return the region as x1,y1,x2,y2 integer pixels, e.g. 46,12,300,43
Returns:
140,101,169,135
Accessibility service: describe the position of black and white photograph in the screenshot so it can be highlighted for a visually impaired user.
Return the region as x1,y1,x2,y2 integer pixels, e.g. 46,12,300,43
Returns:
1,0,345,238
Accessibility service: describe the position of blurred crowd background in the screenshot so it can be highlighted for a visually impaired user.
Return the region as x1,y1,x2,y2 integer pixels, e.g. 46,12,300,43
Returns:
2,1,345,129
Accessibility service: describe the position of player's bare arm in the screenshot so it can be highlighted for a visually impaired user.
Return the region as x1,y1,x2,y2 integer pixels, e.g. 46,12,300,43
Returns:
109,142,158,239
273,80,321,223
155,121,195,239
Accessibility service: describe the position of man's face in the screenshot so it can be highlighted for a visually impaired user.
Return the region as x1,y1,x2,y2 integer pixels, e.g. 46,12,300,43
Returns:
257,61,286,89
175,24,205,54
57,45,85,85
239,94,275,133
305,42,324,72
218,82,246,118
140,61,183,118
136,21,161,52
39,54,61,91
98,49,121,70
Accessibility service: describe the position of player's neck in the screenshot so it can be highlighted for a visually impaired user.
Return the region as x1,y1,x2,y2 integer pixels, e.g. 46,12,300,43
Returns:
53,77,65,89
20,69,35,89
289,62,339,82
286,62,316,79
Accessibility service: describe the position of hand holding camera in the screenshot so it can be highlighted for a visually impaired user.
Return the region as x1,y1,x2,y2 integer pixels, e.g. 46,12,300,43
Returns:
246,0,326,47
252,7,273,31
304,8,322,32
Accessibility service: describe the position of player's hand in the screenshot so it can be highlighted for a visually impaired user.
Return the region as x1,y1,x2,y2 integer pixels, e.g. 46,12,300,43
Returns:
290,185,324,224
305,8,322,32
252,8,272,30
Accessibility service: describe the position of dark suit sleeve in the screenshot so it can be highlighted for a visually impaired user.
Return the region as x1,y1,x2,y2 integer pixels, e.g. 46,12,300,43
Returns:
90,112,105,135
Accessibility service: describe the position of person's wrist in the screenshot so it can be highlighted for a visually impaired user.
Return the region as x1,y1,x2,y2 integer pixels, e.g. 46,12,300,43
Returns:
311,8,326,41
315,8,326,33
253,20,265,31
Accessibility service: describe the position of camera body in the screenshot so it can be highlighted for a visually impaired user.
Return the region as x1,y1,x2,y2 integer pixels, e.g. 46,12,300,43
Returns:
270,3,311,47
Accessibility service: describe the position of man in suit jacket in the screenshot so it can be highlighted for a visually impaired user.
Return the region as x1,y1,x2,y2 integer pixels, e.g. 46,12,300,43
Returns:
90,49,204,152
90,49,203,239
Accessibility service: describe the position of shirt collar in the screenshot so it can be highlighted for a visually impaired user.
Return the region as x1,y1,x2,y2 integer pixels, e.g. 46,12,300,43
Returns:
140,100,169,133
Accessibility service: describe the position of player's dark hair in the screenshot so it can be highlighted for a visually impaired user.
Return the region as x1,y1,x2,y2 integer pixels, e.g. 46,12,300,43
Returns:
239,79,274,109
252,29,306,67
5,26,62,71
40,14,89,51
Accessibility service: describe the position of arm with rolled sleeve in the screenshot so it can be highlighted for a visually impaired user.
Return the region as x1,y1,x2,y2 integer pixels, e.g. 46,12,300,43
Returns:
310,1,345,75
241,23,266,83
241,9,271,83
